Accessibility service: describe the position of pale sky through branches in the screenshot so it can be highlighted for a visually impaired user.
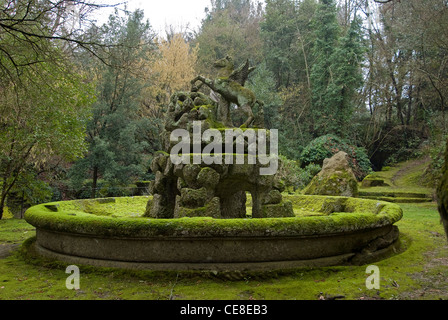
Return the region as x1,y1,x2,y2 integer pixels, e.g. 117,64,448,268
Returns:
96,0,212,35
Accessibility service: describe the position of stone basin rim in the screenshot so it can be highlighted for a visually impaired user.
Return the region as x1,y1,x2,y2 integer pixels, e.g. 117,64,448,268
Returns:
24,195,403,239
23,195,403,270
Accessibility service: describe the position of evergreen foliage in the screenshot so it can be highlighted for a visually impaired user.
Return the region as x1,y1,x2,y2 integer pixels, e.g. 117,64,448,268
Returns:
300,134,371,181
310,0,364,138
2,0,448,215
68,10,156,198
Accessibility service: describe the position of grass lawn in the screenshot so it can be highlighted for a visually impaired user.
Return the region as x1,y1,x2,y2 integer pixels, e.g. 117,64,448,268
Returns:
0,157,447,301
0,201,446,300
359,157,434,196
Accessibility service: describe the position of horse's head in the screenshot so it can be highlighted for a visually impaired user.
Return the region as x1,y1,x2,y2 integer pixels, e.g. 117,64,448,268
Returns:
214,56,234,77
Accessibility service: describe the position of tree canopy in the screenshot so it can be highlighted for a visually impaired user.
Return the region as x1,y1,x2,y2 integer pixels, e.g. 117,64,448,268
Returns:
2,0,448,217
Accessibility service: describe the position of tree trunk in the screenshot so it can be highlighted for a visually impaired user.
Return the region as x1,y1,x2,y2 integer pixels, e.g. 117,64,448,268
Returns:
0,170,14,220
0,174,14,220
91,166,98,199
406,84,413,126
0,199,4,220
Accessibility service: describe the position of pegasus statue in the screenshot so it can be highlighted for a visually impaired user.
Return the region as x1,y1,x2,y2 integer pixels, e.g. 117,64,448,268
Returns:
191,56,261,128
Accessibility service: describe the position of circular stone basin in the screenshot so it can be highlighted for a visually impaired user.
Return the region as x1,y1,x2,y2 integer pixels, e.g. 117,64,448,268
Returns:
24,195,403,272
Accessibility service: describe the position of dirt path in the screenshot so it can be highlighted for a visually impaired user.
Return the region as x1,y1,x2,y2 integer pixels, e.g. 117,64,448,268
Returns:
0,243,20,259
390,156,431,187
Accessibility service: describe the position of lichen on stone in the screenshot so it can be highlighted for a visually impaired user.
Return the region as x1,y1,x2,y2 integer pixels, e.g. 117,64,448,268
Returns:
303,151,359,197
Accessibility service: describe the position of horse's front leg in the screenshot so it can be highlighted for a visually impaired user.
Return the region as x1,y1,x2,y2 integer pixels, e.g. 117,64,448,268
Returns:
240,103,255,128
191,76,207,92
192,76,215,90
192,75,211,86
191,76,202,85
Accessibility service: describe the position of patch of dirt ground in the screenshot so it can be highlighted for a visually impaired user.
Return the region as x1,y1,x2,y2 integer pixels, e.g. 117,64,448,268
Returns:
0,243,20,259
402,238,448,300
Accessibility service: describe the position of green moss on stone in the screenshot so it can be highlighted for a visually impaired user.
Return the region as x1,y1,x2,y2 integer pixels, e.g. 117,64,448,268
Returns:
261,201,294,218
361,174,389,187
24,195,402,239
303,171,358,197
197,167,220,188
176,197,221,219
180,187,211,207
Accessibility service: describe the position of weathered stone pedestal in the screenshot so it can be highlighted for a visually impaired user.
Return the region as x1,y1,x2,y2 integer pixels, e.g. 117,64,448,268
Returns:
144,90,293,219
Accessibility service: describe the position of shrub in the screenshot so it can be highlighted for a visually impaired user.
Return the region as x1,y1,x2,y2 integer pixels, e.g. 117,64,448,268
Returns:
277,155,321,191
299,134,371,181
5,171,53,217
383,136,424,166
423,136,447,187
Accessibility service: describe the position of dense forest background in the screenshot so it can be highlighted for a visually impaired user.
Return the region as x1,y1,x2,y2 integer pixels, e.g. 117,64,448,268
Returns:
1,0,447,219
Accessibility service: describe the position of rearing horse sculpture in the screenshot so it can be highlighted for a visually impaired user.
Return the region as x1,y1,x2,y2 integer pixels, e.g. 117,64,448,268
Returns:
191,56,258,128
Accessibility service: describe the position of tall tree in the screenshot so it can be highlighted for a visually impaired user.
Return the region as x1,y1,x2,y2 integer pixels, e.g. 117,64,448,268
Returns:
0,0,117,82
195,0,263,75
326,16,364,135
309,0,341,136
260,0,317,89
69,9,155,198
0,55,94,218
258,0,318,159
0,0,101,219
261,0,301,89
361,0,448,168
145,33,198,106
309,0,364,138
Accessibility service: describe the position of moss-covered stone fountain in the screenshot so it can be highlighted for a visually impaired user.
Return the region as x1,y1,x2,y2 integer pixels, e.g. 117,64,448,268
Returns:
24,56,403,272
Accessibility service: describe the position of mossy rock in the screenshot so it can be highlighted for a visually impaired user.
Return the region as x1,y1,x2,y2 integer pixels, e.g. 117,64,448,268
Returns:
263,189,282,205
361,175,389,187
96,198,116,204
44,204,59,212
144,198,153,217
304,171,359,197
319,198,347,215
145,194,175,219
150,153,168,173
358,191,433,203
261,201,294,218
175,197,221,219
197,167,220,189
303,151,358,197
359,191,431,199
182,164,202,187
437,138,448,239
179,187,213,208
